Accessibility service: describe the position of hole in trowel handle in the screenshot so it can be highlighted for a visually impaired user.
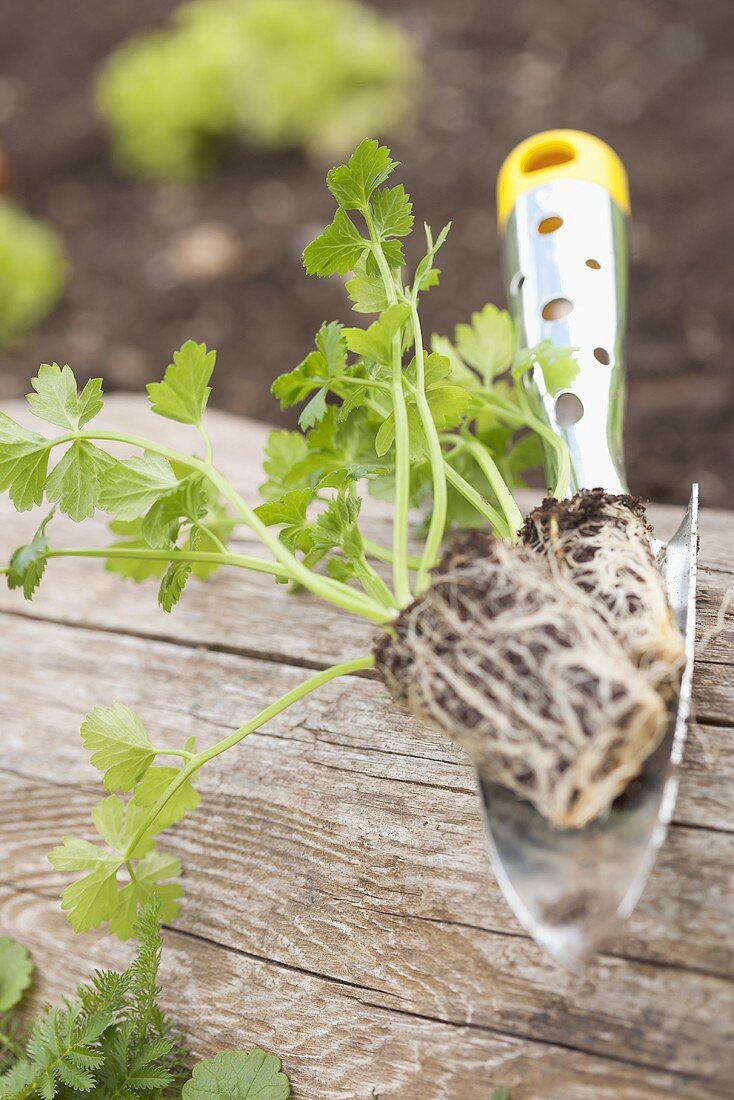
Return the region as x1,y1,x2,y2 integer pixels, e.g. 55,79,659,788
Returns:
555,391,584,427
538,214,564,234
521,140,576,173
542,296,574,321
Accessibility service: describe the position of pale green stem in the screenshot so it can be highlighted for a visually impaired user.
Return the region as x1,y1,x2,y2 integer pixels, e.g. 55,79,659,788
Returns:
457,439,524,540
362,537,421,571
443,463,511,538
49,546,292,580
57,430,391,623
124,655,375,860
197,421,214,465
406,302,448,594
363,209,412,608
152,746,195,761
354,551,396,609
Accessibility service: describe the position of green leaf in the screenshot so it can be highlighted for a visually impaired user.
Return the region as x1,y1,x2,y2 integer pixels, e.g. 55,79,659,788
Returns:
48,835,121,933
104,519,170,582
272,352,324,411
6,520,51,602
491,1090,511,1100
147,339,216,425
158,558,192,612
26,363,104,430
298,387,328,431
343,302,410,365
0,411,50,511
326,138,397,210
413,221,451,294
48,835,122,875
98,452,178,520
91,795,152,856
302,209,367,277
133,765,200,830
44,440,114,522
315,320,347,375
311,493,361,555
513,340,579,395
455,304,515,385
345,260,389,314
81,703,156,793
371,184,413,237
375,237,405,271
272,322,347,429
182,1049,291,1100
425,384,472,430
0,938,33,1012
141,473,206,548
108,851,183,941
254,488,314,553
260,431,309,502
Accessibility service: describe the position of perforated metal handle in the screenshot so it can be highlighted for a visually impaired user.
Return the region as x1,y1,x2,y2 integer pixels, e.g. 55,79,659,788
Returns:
499,132,630,494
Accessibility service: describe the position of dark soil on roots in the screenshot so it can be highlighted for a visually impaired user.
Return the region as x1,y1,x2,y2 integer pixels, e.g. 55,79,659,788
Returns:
1,0,732,506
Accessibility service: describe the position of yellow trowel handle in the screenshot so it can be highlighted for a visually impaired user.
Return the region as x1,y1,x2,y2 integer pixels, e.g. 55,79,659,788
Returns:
497,130,630,495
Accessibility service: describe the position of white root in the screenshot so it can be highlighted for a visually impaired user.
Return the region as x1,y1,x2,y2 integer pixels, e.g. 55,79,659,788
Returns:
520,490,685,696
375,533,667,828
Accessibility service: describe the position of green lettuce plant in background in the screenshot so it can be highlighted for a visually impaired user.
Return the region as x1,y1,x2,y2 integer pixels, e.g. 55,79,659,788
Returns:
96,0,421,181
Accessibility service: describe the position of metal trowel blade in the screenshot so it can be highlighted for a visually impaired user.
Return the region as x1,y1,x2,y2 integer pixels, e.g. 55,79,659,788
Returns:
477,485,699,962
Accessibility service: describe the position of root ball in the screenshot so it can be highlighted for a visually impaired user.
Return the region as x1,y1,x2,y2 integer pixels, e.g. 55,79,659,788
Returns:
375,532,667,828
519,489,685,693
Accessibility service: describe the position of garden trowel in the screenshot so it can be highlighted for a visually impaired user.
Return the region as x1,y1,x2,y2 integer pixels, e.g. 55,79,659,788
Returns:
477,129,699,961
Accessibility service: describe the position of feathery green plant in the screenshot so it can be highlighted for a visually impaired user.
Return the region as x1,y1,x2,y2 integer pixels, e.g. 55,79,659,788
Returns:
0,905,291,1099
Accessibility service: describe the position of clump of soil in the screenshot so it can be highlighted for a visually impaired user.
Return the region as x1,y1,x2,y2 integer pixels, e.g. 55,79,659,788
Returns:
375,529,667,828
520,489,685,695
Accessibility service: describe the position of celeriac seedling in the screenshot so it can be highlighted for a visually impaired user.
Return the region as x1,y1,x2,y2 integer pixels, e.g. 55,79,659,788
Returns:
0,140,578,937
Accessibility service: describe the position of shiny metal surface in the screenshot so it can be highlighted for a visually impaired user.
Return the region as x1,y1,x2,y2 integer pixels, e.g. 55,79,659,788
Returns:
504,180,628,493
478,488,698,961
475,177,700,961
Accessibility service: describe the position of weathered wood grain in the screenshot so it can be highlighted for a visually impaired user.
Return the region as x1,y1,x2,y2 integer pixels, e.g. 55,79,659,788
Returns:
0,620,732,1086
4,890,725,1100
1,396,732,1097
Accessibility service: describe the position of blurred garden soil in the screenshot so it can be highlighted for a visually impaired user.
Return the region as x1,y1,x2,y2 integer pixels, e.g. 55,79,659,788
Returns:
0,0,732,505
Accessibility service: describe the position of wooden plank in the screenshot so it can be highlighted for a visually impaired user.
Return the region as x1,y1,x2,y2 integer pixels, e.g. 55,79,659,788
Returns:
0,889,727,1100
1,621,732,1085
1,396,733,1095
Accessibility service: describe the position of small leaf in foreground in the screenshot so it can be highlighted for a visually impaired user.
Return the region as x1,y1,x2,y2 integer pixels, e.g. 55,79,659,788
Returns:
0,412,50,512
513,340,579,395
455,304,515,385
326,137,397,210
26,362,104,430
302,208,367,277
182,1048,291,1100
44,439,114,521
81,703,156,793
147,339,216,425
98,451,178,520
6,510,54,600
0,938,34,1011
158,557,193,612
343,302,410,365
108,850,183,940
371,183,414,237
134,764,200,830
